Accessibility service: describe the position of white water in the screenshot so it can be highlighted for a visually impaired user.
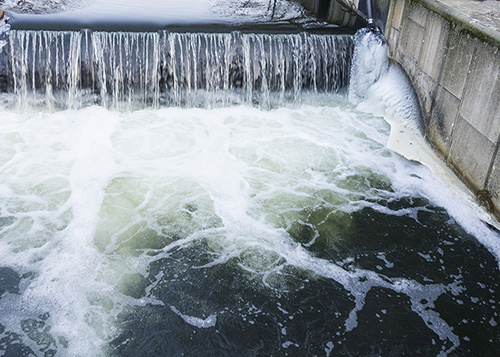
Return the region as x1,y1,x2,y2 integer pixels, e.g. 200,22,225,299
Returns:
6,30,352,109
352,28,500,262
0,27,499,356
0,101,494,355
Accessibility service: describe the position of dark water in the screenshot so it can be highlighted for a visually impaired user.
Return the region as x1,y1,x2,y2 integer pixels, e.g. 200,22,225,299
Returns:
0,23,499,357
107,195,500,356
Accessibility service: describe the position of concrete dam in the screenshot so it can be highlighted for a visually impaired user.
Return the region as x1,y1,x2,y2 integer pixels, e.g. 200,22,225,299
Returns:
0,0,499,355
299,0,500,222
2,0,499,218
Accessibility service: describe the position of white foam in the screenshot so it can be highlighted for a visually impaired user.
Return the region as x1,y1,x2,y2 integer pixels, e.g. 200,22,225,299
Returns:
0,89,493,355
170,305,217,328
351,27,500,264
349,28,389,104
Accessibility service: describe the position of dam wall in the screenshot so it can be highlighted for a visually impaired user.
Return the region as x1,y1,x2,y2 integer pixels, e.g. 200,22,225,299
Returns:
384,0,500,219
296,0,368,28
305,0,500,220
2,1,500,219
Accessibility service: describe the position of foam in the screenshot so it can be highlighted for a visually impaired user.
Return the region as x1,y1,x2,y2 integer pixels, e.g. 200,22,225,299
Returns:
0,29,499,354
351,27,500,264
170,305,217,328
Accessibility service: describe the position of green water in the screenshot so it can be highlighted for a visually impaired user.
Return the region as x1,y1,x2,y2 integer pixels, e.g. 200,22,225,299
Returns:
0,100,499,356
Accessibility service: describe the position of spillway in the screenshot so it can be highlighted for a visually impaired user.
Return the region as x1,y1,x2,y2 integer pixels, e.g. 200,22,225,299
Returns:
0,4,500,356
2,30,352,109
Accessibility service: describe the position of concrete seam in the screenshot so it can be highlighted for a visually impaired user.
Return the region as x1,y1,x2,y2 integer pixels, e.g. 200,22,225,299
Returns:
432,18,450,92
431,23,454,164
418,0,500,49
448,36,477,165
443,88,458,164
484,133,500,189
384,0,395,34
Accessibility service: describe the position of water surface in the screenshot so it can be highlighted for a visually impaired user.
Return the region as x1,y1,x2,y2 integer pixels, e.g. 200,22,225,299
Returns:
0,14,499,357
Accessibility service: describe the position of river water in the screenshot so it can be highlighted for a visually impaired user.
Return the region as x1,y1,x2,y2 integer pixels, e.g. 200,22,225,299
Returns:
1,2,500,357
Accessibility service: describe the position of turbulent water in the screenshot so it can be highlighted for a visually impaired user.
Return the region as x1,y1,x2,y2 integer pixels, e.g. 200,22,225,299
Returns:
3,30,352,109
0,22,500,357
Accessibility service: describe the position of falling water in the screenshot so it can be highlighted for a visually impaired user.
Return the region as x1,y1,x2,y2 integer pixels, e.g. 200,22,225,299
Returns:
4,30,352,109
0,23,499,357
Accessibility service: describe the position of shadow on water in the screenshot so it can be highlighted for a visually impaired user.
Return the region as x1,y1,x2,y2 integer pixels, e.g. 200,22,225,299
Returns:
106,195,500,356
109,241,355,356
1,3,500,355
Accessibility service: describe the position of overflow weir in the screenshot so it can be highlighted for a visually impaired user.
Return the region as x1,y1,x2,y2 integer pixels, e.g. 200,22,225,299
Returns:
1,1,500,356
0,0,366,111
2,30,353,109
299,0,500,222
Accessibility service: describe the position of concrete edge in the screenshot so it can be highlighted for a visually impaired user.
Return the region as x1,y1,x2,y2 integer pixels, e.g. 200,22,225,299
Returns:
386,0,500,220
418,0,500,48
1,9,360,33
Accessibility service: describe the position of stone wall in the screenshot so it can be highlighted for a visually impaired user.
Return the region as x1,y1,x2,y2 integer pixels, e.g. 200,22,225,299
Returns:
385,0,500,218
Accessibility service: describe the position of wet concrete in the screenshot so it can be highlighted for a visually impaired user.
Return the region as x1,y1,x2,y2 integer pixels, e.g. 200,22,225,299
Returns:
386,0,500,220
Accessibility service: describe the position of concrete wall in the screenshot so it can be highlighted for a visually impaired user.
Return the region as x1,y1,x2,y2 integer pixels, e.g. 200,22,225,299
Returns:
385,0,500,218
296,0,368,28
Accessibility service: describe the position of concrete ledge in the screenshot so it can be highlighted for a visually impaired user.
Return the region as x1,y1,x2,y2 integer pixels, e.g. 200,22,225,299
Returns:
296,0,368,28
419,0,500,47
386,0,500,219
3,10,354,33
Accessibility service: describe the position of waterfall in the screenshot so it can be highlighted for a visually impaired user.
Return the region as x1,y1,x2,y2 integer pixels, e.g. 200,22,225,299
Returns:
2,23,500,357
2,30,353,109
349,27,423,132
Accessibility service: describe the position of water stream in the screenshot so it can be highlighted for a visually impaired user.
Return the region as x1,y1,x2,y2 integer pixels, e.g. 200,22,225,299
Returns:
0,8,499,357
4,30,351,109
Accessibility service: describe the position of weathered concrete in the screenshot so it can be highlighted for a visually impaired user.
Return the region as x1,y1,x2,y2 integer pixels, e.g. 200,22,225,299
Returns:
296,0,368,28
385,0,500,219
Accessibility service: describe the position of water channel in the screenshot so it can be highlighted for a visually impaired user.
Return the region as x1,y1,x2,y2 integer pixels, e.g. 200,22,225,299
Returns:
0,1,499,356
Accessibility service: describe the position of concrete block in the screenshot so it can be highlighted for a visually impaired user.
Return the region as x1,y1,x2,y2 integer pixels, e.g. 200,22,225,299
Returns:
448,116,496,191
399,19,424,61
419,12,449,79
460,42,500,143
391,0,405,31
486,147,500,215
395,46,419,79
406,2,427,27
327,2,352,27
412,70,438,124
387,27,400,58
428,86,459,151
440,31,474,99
